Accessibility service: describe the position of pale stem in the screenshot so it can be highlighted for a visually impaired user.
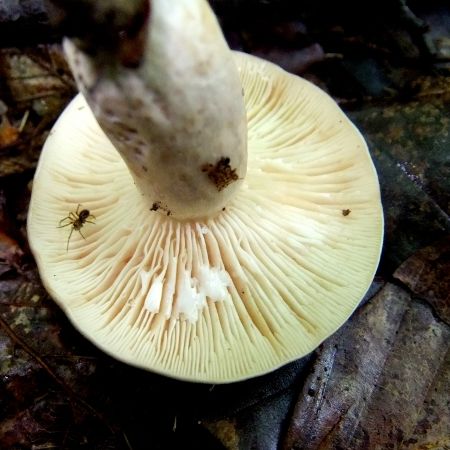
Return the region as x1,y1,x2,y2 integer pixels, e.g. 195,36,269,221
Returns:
63,0,247,220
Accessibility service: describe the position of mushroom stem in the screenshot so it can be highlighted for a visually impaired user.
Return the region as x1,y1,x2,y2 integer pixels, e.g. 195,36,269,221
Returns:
62,0,247,220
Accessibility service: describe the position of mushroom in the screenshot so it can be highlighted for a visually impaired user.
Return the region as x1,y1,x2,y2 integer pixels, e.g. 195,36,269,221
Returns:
27,0,383,383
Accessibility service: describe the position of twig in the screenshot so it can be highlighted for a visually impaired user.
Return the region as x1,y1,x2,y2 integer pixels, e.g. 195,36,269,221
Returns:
18,110,30,133
123,432,134,450
173,416,177,432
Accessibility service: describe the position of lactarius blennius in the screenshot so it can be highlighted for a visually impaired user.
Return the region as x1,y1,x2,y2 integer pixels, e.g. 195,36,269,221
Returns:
27,0,383,382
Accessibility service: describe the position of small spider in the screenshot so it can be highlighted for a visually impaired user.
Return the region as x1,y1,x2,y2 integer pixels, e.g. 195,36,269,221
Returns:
58,204,96,251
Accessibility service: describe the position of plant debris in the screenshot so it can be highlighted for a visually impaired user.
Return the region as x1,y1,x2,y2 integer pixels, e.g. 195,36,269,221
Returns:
201,157,239,191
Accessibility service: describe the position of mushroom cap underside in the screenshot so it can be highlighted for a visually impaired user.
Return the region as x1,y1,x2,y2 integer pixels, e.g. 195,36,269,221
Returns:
27,52,383,383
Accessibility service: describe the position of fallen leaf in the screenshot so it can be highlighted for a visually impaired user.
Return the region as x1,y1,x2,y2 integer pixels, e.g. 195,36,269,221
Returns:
0,117,19,149
394,236,450,324
282,283,450,450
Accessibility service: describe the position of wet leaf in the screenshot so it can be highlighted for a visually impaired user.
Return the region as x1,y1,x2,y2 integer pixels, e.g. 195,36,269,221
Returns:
394,236,450,324
282,283,450,450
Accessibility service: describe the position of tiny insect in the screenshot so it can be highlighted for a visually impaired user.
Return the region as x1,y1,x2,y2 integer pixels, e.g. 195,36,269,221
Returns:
58,204,96,251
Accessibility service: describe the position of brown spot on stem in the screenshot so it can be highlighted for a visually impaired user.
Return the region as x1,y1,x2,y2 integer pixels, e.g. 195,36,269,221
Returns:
150,201,171,216
342,209,351,216
201,157,239,192
150,201,161,211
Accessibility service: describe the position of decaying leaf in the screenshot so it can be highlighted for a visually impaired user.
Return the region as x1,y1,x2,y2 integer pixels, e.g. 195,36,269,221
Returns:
394,236,450,324
0,116,19,149
282,283,450,450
